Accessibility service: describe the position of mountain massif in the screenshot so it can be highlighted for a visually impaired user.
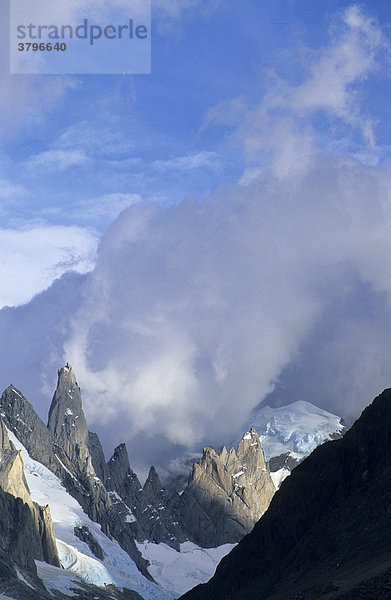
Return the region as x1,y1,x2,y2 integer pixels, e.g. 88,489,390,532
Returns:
0,363,281,599
181,388,391,600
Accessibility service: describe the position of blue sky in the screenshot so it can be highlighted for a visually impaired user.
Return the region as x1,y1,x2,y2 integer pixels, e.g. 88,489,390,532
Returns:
2,0,390,249
1,1,391,474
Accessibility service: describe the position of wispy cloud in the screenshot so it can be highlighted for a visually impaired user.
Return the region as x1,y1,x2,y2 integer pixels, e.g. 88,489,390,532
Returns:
73,193,142,221
203,5,389,175
55,121,135,158
0,179,29,200
152,151,222,172
25,149,89,173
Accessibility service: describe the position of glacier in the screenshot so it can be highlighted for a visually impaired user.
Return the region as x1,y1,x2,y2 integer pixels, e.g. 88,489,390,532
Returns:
248,400,346,461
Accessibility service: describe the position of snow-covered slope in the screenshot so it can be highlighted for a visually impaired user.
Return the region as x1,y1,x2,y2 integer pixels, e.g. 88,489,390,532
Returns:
270,467,290,489
7,428,173,600
6,427,236,599
248,400,346,461
136,541,235,596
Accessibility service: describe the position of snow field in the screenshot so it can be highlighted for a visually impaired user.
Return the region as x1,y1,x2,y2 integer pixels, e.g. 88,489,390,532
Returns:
136,541,235,596
250,400,345,461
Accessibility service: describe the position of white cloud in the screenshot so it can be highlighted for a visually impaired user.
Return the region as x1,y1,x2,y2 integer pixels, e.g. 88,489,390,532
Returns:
26,149,89,173
0,226,97,308
2,152,391,472
1,3,391,477
289,5,387,146
55,121,136,158
238,167,263,186
152,151,222,172
57,151,391,468
203,5,388,174
36,5,390,473
0,179,28,200
74,193,142,221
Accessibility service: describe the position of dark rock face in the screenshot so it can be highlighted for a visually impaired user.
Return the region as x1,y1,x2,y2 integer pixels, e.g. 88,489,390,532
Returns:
268,451,301,472
106,444,187,550
0,384,56,471
48,363,91,475
180,389,391,600
0,485,56,576
175,429,275,547
88,431,109,482
106,443,135,492
74,525,104,560
0,418,12,450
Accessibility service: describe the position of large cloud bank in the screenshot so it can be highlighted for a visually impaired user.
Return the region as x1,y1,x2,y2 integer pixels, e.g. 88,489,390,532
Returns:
61,150,391,469
2,5,391,475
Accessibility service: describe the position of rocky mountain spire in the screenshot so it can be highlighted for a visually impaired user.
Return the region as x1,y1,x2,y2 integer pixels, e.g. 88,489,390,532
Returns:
47,363,99,480
142,466,162,501
47,363,89,455
106,446,188,549
106,443,137,492
175,428,275,547
0,385,54,469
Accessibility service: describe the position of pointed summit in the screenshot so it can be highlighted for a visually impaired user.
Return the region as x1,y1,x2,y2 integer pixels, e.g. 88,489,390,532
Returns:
106,443,136,491
142,466,163,500
47,362,88,451
47,363,92,476
175,430,275,546
0,385,54,468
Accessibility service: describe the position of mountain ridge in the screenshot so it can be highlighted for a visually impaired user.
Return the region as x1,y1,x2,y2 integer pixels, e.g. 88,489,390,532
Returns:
0,362,349,599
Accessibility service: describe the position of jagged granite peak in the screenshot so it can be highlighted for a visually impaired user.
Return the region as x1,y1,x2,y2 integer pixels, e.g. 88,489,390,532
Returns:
48,363,89,452
142,466,163,500
106,448,188,550
0,385,55,469
174,428,275,547
106,443,138,491
46,368,151,577
0,377,151,580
